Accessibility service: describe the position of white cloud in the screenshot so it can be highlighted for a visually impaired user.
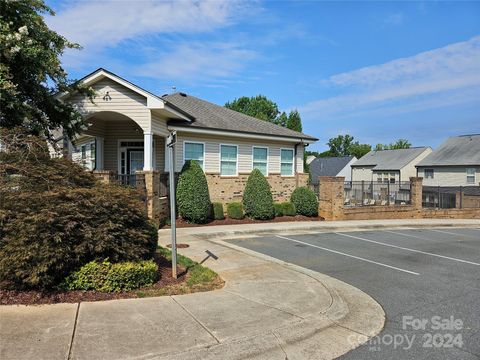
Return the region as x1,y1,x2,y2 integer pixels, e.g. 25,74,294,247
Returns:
300,36,480,118
47,0,244,48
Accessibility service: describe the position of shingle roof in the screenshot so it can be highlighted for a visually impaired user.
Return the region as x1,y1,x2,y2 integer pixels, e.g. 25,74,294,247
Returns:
352,147,431,171
309,156,355,185
163,93,318,141
416,134,480,167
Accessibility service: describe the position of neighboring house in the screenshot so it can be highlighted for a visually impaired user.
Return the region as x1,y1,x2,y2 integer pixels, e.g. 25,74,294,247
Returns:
58,68,317,206
306,155,316,165
416,134,480,186
351,147,432,183
309,156,357,185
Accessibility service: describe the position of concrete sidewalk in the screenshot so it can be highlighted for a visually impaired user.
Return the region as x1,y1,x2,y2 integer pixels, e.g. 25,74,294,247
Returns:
0,231,387,360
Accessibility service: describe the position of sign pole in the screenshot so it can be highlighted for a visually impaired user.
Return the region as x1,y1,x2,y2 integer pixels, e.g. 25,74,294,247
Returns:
167,131,177,279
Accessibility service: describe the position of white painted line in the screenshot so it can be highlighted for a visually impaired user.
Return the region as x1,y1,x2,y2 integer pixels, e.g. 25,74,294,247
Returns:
429,229,480,239
275,235,419,275
383,230,432,241
336,232,480,266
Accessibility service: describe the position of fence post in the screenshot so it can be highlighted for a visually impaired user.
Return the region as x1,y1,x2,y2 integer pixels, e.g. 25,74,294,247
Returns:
361,180,365,205
437,186,441,209
387,181,390,205
459,186,463,209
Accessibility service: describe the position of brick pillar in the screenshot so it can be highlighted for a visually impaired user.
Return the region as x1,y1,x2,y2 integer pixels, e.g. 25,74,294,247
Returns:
318,176,345,220
93,170,115,184
410,177,423,212
138,170,161,224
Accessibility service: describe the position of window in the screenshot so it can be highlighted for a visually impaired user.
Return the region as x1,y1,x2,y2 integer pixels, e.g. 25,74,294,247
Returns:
280,149,294,176
184,142,204,169
425,169,434,179
90,142,96,169
81,145,87,159
220,144,237,176
467,168,476,184
253,147,268,176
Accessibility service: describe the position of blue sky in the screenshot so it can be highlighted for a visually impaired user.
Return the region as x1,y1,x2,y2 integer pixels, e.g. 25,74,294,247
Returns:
45,0,480,151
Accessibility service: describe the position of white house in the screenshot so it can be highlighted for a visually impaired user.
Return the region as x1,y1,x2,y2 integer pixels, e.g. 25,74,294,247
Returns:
416,134,480,186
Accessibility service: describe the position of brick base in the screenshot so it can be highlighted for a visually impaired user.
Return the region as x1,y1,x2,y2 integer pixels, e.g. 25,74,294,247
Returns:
206,173,309,205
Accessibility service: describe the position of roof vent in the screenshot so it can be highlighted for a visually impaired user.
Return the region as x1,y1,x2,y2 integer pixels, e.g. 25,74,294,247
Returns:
179,92,187,97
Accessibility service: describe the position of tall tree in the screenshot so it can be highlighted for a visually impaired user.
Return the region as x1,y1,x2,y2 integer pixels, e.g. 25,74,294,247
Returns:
225,95,280,124
349,143,372,158
286,109,302,132
0,0,93,140
327,135,355,156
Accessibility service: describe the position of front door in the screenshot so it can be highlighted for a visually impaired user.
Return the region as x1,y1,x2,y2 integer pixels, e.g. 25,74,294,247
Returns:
127,150,144,174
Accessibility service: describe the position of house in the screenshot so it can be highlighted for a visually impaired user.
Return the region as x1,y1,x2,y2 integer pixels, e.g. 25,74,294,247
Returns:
58,68,317,218
306,155,316,165
350,147,432,183
309,156,357,185
416,134,480,186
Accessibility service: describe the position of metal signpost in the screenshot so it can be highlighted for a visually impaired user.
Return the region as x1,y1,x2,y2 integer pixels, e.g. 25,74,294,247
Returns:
166,131,177,278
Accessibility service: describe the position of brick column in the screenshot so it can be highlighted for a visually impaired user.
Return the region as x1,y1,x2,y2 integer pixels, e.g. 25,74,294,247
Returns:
318,176,345,220
93,170,115,184
137,170,161,224
410,177,423,211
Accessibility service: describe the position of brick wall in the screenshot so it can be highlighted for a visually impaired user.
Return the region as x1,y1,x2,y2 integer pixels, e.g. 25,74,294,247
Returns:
206,173,309,204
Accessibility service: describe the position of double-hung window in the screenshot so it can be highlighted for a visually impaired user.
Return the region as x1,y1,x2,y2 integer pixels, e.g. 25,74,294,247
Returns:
253,147,268,176
467,168,476,184
184,142,204,169
280,149,294,176
220,144,237,176
425,169,434,179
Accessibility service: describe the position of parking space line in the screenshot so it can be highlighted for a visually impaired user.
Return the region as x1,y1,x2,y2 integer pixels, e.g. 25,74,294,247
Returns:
275,235,419,275
429,229,480,238
383,230,432,241
336,232,480,266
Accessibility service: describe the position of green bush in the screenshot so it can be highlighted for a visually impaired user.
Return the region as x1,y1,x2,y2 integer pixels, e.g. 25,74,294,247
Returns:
227,202,244,219
0,131,158,290
282,202,296,216
274,203,284,217
243,169,274,220
62,260,158,292
291,187,318,217
176,160,211,223
212,202,225,220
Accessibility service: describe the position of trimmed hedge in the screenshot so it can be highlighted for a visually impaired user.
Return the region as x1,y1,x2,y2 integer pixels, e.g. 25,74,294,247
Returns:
291,187,318,217
274,203,284,217
176,160,211,224
212,202,225,220
243,169,274,220
62,260,158,292
227,202,244,219
282,202,296,216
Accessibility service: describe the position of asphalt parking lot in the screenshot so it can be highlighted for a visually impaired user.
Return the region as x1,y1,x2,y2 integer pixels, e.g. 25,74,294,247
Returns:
228,227,480,360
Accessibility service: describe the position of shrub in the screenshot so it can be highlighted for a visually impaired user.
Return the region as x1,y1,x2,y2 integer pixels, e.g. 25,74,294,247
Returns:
243,169,274,220
62,260,158,292
227,202,244,219
282,202,296,216
274,202,284,217
212,202,225,220
176,160,211,223
291,187,318,217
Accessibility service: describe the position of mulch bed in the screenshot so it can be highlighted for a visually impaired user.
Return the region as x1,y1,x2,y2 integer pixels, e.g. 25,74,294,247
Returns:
0,253,186,306
161,215,324,229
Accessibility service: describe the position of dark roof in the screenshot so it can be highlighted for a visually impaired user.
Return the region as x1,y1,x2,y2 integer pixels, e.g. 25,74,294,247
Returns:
416,134,480,167
352,147,431,171
163,93,318,141
310,156,355,185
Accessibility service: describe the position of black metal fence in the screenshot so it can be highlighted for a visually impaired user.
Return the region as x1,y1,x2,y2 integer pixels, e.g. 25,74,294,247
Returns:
422,186,480,209
114,173,144,188
343,181,411,207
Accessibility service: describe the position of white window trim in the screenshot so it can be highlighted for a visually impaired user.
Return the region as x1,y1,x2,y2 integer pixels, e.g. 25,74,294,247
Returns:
219,143,239,177
466,168,476,184
117,138,144,174
425,168,434,179
252,146,269,176
280,147,295,177
183,140,206,171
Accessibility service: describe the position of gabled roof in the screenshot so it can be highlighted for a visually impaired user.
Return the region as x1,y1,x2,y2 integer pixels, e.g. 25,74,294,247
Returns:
310,156,356,185
416,134,480,167
352,147,431,171
163,93,318,142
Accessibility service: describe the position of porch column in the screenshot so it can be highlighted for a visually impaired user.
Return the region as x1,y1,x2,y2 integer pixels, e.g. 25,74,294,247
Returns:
143,131,153,171
95,137,104,170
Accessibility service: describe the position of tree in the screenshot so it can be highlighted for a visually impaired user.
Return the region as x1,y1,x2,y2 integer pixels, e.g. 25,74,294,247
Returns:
225,95,303,131
327,135,355,156
286,109,302,132
225,95,280,123
375,139,411,151
0,0,93,140
349,143,372,158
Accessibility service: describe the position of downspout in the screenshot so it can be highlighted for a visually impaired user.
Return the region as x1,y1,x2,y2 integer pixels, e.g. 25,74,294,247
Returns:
294,140,304,187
